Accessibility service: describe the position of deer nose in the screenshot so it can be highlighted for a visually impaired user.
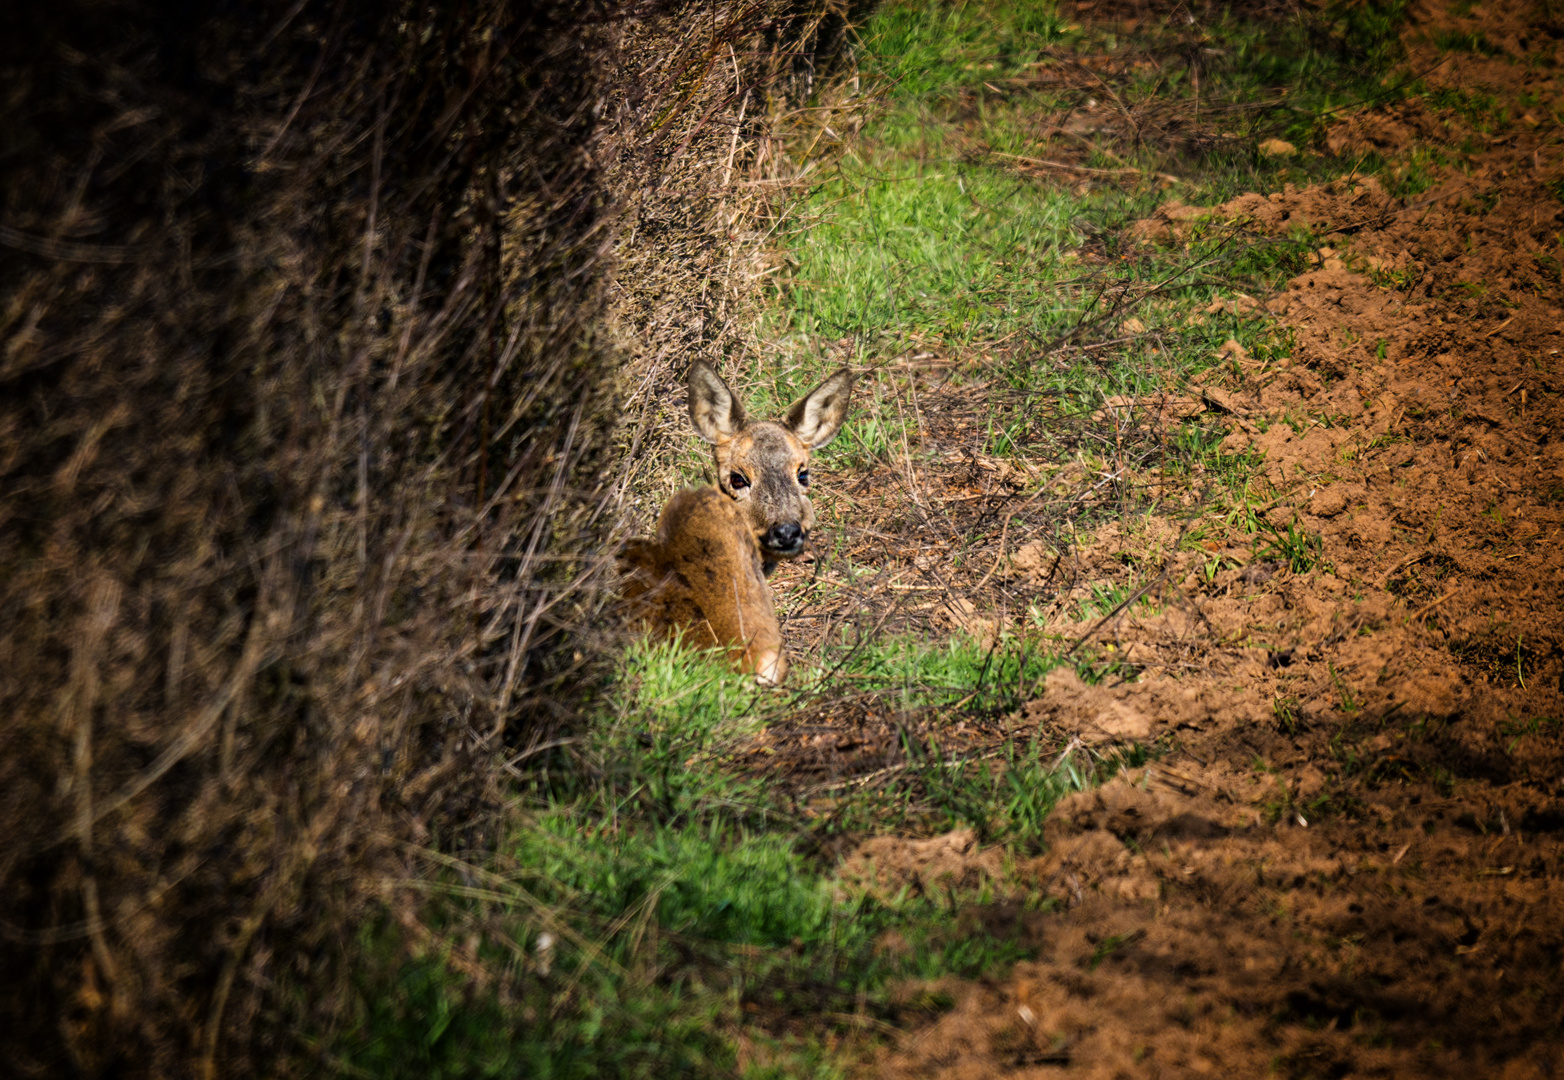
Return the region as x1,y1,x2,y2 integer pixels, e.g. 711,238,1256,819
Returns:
762,522,804,554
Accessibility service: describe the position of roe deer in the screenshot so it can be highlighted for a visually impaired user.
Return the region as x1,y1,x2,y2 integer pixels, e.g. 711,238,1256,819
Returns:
620,361,853,685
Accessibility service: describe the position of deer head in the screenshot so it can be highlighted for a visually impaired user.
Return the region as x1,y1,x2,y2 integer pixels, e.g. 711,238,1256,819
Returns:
686,361,853,564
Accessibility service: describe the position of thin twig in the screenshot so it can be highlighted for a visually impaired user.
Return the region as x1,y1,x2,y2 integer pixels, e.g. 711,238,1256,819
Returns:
1411,587,1462,623
989,150,1182,185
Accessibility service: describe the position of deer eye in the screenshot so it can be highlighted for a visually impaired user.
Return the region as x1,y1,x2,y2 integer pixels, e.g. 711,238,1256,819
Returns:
797,469,810,487
729,471,750,491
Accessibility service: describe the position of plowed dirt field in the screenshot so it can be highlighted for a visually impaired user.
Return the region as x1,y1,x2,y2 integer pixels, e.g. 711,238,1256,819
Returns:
845,3,1564,1076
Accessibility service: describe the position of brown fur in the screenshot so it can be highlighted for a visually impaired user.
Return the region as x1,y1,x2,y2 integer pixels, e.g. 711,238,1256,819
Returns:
620,487,785,683
621,364,852,684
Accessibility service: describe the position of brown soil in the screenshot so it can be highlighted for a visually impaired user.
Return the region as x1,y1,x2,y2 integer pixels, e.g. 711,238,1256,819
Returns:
785,3,1564,1076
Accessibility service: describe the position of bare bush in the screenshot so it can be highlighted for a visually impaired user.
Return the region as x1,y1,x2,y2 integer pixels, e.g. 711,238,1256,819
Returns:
0,0,839,1073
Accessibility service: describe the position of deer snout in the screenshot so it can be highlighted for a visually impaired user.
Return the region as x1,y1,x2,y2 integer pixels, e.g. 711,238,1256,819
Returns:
760,521,805,556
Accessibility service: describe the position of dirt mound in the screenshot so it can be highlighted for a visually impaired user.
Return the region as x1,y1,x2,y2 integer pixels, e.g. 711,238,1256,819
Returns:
1024,666,1265,745
881,796,1563,1078
839,829,1008,903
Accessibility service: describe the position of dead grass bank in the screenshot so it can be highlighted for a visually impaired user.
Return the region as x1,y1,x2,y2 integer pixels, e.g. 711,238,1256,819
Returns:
0,0,840,1073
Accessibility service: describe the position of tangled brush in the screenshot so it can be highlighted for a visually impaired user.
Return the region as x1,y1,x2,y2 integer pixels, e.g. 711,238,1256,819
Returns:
0,0,841,1073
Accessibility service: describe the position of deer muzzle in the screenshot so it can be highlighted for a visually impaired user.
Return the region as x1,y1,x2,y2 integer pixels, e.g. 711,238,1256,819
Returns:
760,521,805,557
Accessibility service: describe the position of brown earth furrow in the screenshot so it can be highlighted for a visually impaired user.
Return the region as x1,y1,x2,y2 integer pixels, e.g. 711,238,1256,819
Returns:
867,2,1564,1076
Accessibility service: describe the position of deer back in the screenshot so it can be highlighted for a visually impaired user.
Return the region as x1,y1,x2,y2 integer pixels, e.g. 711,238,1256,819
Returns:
620,487,785,685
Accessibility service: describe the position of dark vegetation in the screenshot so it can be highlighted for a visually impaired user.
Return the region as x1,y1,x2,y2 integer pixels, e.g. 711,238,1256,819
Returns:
0,0,840,1074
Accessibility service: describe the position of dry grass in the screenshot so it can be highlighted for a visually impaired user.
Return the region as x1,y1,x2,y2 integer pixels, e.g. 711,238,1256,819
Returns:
607,8,873,519
0,0,844,1074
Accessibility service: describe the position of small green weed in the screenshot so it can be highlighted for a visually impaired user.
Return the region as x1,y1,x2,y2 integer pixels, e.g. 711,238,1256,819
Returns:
1259,771,1335,827
1257,516,1328,574
1431,28,1500,55
1273,694,1302,735
1448,632,1539,688
1087,928,1146,970
1424,86,1508,130
1499,714,1560,752
1366,264,1421,291
1328,663,1363,715
914,736,1148,849
1173,421,1268,496
1383,147,1447,198
1077,581,1157,621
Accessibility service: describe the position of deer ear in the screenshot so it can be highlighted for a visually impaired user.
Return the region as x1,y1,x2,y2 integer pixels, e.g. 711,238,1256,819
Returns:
687,361,746,444
784,368,853,449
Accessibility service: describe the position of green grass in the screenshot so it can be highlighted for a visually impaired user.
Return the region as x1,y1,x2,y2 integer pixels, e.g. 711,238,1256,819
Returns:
782,138,1310,376
1258,515,1329,574
787,150,1088,347
809,626,1064,711
327,638,1083,1078
748,0,1418,475
859,0,1072,96
775,0,1411,436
